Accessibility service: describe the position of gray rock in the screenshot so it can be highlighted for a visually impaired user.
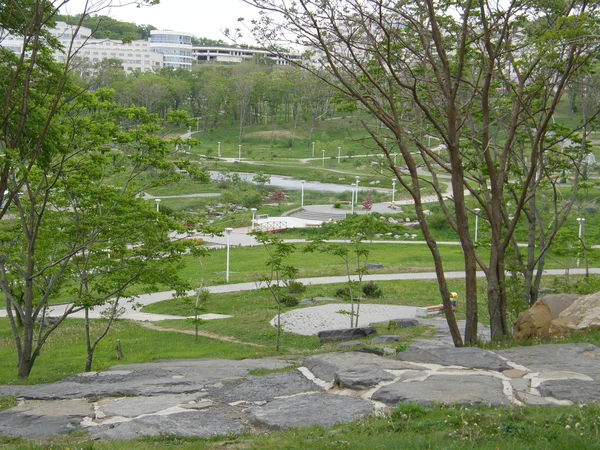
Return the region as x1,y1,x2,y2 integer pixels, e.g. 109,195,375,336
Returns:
89,409,245,440
98,393,205,418
302,352,421,388
317,327,376,342
538,380,600,403
397,347,511,371
396,319,419,328
246,392,372,430
539,294,581,319
372,374,509,407
218,371,322,403
299,297,339,306
497,344,600,380
0,399,92,440
372,336,400,344
337,340,366,349
365,263,383,270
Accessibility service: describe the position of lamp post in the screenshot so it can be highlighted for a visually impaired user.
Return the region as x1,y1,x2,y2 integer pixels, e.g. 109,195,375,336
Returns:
577,217,585,266
301,180,305,208
217,141,221,157
351,183,356,213
322,149,325,168
238,144,241,162
474,208,481,243
355,176,360,207
338,146,341,164
250,208,257,248
312,141,315,157
155,198,161,213
392,179,396,207
225,227,233,282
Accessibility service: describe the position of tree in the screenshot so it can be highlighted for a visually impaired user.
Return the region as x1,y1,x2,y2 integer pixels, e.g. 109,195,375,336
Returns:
269,189,285,207
253,232,297,353
245,0,600,344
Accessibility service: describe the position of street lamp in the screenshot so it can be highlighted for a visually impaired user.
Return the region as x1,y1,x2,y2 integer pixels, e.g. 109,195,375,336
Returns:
225,227,233,282
392,179,396,207
577,217,585,266
312,141,315,158
322,149,325,168
301,180,305,208
351,183,356,213
355,176,360,207
250,208,257,248
474,208,481,242
238,144,242,162
155,198,161,213
338,146,341,164
218,142,221,157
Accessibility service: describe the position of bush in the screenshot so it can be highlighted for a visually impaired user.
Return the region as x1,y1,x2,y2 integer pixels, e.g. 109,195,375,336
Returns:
280,294,299,307
287,280,306,294
335,286,351,299
333,202,341,209
362,281,383,298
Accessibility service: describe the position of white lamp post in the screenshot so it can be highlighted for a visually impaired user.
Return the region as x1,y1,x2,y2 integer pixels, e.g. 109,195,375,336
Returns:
351,184,355,213
225,227,233,282
577,217,585,266
250,208,257,248
322,149,325,168
312,141,315,157
155,198,161,213
238,144,242,162
474,208,481,243
218,141,221,157
355,176,360,207
392,179,396,206
301,180,305,208
338,146,341,164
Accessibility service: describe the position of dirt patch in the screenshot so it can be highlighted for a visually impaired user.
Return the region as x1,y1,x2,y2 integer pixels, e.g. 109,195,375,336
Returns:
138,322,265,347
245,130,294,140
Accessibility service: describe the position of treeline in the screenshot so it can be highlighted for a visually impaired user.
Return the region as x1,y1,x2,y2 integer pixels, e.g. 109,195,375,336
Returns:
84,60,336,145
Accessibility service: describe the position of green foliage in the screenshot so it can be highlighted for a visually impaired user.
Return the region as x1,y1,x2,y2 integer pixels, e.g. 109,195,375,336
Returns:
286,280,306,294
551,275,600,295
280,294,299,307
361,281,383,298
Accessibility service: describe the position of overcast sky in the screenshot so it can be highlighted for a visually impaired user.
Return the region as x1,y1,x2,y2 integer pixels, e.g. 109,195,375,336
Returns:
61,0,262,44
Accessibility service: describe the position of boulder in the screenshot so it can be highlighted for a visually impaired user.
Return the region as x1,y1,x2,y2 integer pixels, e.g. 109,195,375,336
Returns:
513,300,552,343
365,263,383,270
539,294,581,319
395,319,419,328
549,292,600,336
371,336,400,344
317,327,376,343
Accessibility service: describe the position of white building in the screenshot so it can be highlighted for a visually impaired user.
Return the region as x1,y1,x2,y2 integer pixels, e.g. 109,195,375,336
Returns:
150,30,193,70
193,45,301,66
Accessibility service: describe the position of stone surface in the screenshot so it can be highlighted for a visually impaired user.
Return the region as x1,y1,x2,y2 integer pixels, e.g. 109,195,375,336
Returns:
550,292,600,333
513,300,553,342
537,380,600,403
396,319,419,328
337,340,366,349
372,375,510,407
98,393,205,418
246,392,372,430
503,369,529,378
299,297,339,306
397,347,511,371
88,409,245,441
539,294,581,319
497,344,600,381
317,327,377,342
372,336,400,344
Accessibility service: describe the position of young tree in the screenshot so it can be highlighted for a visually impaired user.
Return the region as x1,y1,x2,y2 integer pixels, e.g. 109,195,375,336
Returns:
245,0,600,343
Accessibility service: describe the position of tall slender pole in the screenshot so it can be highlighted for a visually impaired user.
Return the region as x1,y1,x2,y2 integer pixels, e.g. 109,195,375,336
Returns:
155,198,161,213
312,141,315,158
322,149,325,168
338,146,341,164
250,208,257,248
218,142,221,157
301,180,305,208
238,144,241,161
474,208,481,243
355,176,360,208
225,228,233,282
351,184,355,213
392,180,396,206
577,217,585,266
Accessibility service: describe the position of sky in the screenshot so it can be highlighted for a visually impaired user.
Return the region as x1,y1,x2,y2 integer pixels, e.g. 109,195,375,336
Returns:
61,0,262,44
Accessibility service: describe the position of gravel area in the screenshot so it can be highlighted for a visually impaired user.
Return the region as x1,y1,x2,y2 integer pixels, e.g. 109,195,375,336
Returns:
272,304,420,336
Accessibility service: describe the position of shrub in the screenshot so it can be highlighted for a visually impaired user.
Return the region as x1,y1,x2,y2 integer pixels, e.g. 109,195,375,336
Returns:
280,294,299,307
335,286,351,299
287,280,306,294
362,281,383,298
333,202,341,209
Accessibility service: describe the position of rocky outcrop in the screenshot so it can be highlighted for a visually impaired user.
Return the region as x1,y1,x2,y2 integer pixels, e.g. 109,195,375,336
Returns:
513,300,553,342
549,292,600,336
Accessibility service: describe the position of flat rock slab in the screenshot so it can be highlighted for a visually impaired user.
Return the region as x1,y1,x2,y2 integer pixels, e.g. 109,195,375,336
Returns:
0,359,293,400
397,347,511,371
372,336,400,344
372,374,510,407
538,380,600,403
0,399,93,440
98,393,207,418
337,340,366,349
246,392,373,430
318,327,376,342
88,408,245,441
217,371,322,403
497,344,600,380
303,352,422,389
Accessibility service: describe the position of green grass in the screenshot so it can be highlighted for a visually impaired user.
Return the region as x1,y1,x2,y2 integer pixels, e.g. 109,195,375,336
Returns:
0,396,16,412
